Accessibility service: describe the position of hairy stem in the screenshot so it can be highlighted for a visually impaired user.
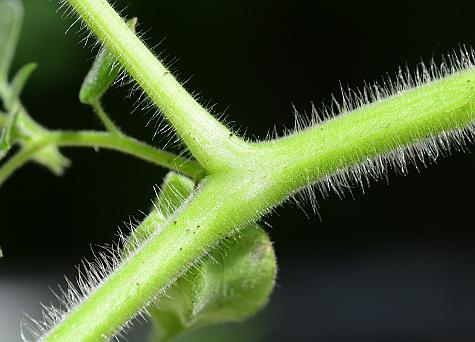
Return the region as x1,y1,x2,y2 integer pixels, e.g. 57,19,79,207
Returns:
66,0,250,171
40,1,475,341
44,174,259,342
0,131,204,186
253,67,475,192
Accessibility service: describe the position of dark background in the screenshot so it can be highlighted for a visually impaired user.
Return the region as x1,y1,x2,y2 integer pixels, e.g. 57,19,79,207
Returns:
1,0,475,341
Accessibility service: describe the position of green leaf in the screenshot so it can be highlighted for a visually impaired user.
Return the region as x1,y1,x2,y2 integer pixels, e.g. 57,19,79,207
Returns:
79,17,138,104
149,226,276,342
0,0,23,84
10,62,37,99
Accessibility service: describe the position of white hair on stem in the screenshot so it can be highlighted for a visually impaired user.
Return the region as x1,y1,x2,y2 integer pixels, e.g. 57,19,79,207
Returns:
26,1,475,340
286,47,475,216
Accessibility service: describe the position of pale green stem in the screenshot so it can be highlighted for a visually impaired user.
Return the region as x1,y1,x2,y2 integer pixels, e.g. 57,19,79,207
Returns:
0,131,204,186
50,131,203,178
42,1,475,341
253,67,475,191
91,100,121,134
44,175,241,342
43,66,475,342
66,0,251,172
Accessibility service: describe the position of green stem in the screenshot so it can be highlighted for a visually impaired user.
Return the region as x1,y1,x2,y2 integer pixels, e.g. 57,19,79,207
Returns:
0,131,204,186
42,1,475,341
42,65,475,341
50,131,203,178
39,62,475,342
91,100,121,134
44,175,239,342
253,67,475,192
25,2,475,340
66,0,250,172
0,144,38,185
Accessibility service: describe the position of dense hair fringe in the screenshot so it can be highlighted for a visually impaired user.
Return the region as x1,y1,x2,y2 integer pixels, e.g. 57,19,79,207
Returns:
286,47,475,216
20,178,197,341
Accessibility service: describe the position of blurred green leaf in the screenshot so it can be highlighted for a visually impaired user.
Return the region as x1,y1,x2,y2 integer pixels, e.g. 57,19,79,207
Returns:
79,17,138,105
149,226,276,342
30,145,71,176
10,62,37,99
0,0,23,84
123,173,276,341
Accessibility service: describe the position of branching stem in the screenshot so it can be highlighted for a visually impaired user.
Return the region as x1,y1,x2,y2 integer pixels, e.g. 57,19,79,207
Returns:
66,0,250,171
31,0,475,341
40,63,475,340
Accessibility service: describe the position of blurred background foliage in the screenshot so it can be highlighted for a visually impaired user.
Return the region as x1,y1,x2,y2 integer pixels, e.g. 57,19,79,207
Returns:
1,0,475,341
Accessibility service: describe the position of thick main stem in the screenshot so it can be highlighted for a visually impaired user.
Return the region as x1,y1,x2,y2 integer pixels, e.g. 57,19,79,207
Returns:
253,67,475,190
40,66,475,340
40,58,475,342
43,1,475,341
